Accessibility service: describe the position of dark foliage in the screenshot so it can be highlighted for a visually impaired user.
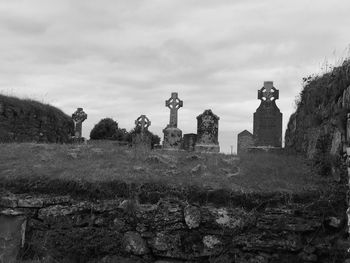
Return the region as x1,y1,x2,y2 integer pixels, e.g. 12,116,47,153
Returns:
90,118,120,140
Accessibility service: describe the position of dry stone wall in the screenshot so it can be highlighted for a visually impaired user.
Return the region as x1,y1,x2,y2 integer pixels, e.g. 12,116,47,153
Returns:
0,190,346,263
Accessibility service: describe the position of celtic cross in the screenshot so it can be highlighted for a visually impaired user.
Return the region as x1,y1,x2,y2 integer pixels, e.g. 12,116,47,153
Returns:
165,92,183,128
258,81,279,102
72,108,87,138
135,115,151,133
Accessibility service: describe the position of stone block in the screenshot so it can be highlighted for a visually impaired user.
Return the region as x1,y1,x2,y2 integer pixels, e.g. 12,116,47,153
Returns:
163,127,182,149
237,130,254,155
182,133,197,151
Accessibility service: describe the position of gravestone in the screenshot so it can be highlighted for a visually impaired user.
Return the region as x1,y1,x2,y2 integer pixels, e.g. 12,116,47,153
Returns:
132,115,152,149
182,133,197,151
237,130,254,155
72,108,87,141
163,92,183,149
195,109,220,153
253,81,282,147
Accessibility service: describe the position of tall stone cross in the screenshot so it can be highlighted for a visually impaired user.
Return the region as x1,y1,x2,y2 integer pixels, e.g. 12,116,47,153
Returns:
72,108,87,138
165,92,183,128
258,81,279,102
135,115,151,133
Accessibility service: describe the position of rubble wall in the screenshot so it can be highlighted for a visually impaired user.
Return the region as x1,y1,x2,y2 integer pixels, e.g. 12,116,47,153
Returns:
0,187,346,263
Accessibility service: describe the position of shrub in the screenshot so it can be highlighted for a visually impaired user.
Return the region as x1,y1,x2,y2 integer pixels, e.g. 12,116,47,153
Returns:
90,118,119,140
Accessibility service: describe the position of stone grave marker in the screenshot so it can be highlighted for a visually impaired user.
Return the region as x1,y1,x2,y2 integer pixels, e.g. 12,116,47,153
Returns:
132,115,152,149
182,133,197,151
163,92,183,149
195,109,220,153
253,81,282,147
237,130,254,155
72,108,87,141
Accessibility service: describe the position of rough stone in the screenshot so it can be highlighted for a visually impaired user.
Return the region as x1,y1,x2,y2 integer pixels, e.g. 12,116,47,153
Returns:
122,231,149,255
182,133,197,151
253,81,282,147
72,107,87,139
203,235,221,249
330,128,342,155
132,115,152,149
237,130,254,155
163,92,183,149
195,109,220,153
184,205,201,229
0,196,18,208
18,197,44,208
0,213,26,263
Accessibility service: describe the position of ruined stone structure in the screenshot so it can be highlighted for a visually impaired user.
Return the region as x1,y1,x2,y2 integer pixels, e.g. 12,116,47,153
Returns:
0,185,345,262
163,92,183,149
253,81,282,147
132,115,152,148
72,108,87,139
237,130,254,155
0,94,73,143
182,133,197,151
195,109,220,153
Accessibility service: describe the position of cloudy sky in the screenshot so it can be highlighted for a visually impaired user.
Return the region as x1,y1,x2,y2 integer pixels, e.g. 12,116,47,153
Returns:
0,0,349,153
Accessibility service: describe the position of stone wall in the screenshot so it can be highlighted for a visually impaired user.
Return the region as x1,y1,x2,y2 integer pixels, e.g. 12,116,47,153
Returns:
0,95,74,143
285,60,350,161
0,190,346,263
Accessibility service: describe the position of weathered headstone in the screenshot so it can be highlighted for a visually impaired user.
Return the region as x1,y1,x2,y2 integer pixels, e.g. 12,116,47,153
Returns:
132,115,152,149
182,133,197,151
0,210,26,263
72,108,87,139
253,81,282,147
195,109,220,153
163,92,183,149
237,130,254,155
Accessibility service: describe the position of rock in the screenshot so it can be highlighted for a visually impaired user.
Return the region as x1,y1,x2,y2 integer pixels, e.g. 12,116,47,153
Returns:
0,209,24,216
184,205,201,229
0,213,27,263
0,196,18,208
113,218,126,231
119,199,139,213
330,128,342,156
203,235,221,249
18,197,44,208
150,232,183,258
122,231,149,255
325,216,342,229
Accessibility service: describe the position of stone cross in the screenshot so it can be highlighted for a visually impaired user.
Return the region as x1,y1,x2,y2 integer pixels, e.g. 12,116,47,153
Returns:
72,108,87,138
165,92,183,128
258,81,279,102
135,115,151,133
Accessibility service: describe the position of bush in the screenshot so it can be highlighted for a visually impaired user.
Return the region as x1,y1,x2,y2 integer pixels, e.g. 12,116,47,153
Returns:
90,118,119,140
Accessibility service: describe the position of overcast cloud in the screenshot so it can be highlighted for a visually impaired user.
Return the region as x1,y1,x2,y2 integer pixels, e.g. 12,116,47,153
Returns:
0,0,349,153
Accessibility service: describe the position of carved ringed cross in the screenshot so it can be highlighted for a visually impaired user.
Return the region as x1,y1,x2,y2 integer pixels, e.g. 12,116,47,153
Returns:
135,115,151,132
165,92,183,128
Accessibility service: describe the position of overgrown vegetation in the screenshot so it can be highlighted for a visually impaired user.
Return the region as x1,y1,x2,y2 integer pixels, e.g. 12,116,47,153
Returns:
0,142,327,198
89,117,161,148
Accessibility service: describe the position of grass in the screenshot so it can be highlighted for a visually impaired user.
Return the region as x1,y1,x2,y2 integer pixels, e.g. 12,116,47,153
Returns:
0,141,328,196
